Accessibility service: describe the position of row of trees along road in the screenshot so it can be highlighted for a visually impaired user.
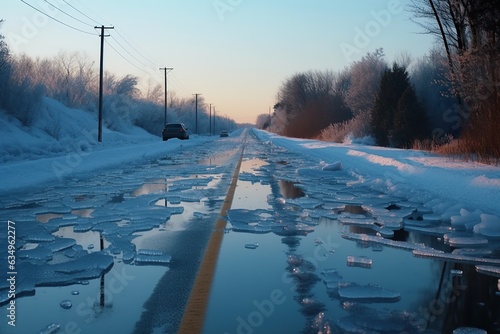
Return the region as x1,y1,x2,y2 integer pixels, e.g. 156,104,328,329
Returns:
0,20,236,139
257,1,499,161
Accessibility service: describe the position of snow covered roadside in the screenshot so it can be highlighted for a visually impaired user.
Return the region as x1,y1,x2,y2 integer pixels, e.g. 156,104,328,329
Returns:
252,129,500,224
0,136,211,194
0,98,212,194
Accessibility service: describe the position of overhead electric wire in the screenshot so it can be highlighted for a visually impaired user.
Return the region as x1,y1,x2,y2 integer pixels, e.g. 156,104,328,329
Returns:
20,0,96,35
43,0,94,27
70,0,108,26
113,28,158,68
170,72,192,96
105,39,151,75
109,35,156,74
62,0,101,26
24,0,193,99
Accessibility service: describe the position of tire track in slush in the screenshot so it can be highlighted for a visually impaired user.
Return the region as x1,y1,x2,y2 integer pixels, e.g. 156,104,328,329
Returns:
178,129,247,333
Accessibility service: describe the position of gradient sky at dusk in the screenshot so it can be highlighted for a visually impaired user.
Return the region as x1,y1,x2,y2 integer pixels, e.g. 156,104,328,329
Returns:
2,0,436,123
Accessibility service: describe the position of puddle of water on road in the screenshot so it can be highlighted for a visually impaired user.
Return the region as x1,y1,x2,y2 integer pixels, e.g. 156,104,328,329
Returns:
279,180,305,199
198,148,240,166
204,150,500,333
53,226,105,251
36,212,63,223
8,262,167,334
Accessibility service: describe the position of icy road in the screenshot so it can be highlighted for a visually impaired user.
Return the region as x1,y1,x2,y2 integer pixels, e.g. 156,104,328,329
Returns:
1,128,500,334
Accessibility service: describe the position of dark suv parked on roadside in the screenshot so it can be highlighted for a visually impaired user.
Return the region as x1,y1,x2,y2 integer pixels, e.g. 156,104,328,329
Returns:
162,123,189,141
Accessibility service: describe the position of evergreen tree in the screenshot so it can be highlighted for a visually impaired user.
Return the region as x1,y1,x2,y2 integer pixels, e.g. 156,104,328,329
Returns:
371,63,428,147
393,86,429,147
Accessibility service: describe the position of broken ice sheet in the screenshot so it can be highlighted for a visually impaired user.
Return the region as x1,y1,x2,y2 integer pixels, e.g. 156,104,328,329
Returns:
285,197,323,210
473,214,500,238
413,248,500,266
453,328,487,334
0,252,113,304
447,236,488,248
347,255,373,268
135,249,171,265
475,265,500,278
338,283,401,303
321,269,343,290
336,305,408,332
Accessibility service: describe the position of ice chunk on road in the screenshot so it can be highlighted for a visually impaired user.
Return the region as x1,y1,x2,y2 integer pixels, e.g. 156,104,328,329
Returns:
59,299,72,309
0,252,114,304
447,237,488,248
347,255,373,268
451,209,481,231
413,248,500,266
137,249,164,256
453,328,487,334
39,322,60,334
321,269,343,290
452,248,492,257
336,305,408,332
135,249,171,265
18,246,53,263
286,197,322,210
338,283,400,303
473,214,500,238
475,265,500,278
45,237,76,252
322,161,342,171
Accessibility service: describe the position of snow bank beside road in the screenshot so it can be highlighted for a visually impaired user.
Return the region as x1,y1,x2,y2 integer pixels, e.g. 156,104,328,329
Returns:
0,97,212,194
252,129,500,219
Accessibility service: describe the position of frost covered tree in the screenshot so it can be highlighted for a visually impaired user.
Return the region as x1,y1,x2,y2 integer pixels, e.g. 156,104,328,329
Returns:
255,113,270,130
0,20,11,109
275,70,352,138
410,0,500,158
345,48,387,116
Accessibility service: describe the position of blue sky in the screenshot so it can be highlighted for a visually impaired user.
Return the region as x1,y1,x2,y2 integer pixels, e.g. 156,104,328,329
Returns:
2,0,435,123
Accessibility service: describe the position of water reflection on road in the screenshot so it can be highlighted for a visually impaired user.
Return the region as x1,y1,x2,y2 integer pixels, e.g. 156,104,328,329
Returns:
203,131,500,334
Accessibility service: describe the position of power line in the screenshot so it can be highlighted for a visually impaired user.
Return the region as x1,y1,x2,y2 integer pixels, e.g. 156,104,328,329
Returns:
109,35,156,73
62,0,100,26
105,39,151,75
71,0,108,25
20,0,96,35
170,72,192,96
113,28,158,68
43,0,94,27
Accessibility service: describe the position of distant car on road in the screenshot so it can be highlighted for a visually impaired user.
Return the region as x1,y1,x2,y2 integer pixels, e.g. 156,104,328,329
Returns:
220,130,229,137
162,123,189,141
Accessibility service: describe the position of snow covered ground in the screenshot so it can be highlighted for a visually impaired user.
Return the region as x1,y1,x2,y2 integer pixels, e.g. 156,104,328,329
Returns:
0,97,212,194
1,98,499,232
1,100,500,333
253,130,500,238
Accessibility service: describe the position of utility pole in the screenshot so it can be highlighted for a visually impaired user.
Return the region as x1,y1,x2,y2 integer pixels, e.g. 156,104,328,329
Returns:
95,25,113,142
159,67,173,127
269,106,271,132
193,93,201,134
209,103,213,135
213,106,216,134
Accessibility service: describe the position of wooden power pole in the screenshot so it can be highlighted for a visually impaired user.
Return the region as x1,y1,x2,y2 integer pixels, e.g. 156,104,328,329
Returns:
95,25,114,142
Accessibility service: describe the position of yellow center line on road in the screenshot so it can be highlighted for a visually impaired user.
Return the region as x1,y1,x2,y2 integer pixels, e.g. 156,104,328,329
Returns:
178,130,248,334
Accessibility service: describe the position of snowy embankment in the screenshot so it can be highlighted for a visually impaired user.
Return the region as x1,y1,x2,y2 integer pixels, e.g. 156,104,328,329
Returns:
0,97,211,194
252,129,500,237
